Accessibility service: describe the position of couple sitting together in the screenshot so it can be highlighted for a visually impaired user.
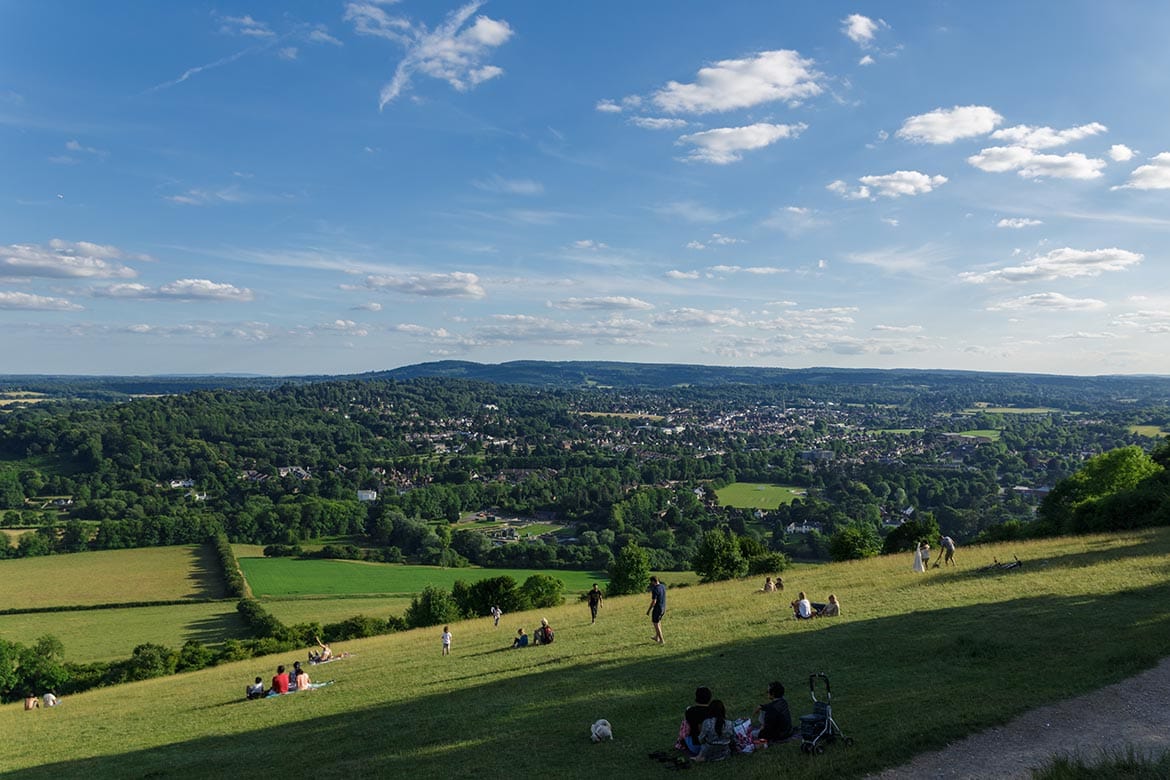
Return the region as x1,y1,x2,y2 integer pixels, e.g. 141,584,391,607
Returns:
675,682,795,762
791,592,840,619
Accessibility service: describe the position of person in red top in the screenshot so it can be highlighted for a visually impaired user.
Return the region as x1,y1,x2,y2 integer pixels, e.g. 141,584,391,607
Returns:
270,665,290,695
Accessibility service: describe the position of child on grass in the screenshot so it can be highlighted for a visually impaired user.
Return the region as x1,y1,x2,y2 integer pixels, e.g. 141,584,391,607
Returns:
441,626,452,656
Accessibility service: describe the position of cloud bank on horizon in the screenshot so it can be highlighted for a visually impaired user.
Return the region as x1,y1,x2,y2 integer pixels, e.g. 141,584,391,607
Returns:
2,2,1168,376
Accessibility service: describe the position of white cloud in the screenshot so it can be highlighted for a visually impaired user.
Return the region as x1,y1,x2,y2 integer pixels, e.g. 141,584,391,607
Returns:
897,105,1003,144
1109,144,1135,162
832,171,946,199
307,28,344,46
629,116,689,130
968,146,1105,179
595,99,623,113
218,14,275,38
677,122,806,164
651,50,822,114
987,292,1106,312
764,206,827,235
1113,310,1170,333
666,269,700,280
1,240,141,279
997,217,1043,228
872,324,923,333
164,185,250,205
1114,152,1170,190
961,247,1143,284
550,296,654,311
842,14,883,45
353,302,383,312
882,217,899,227
844,243,952,274
472,174,544,195
653,201,735,223
687,233,745,249
279,47,299,60
346,1,514,108
0,291,83,311
685,241,706,250
317,319,369,336
94,279,255,301
990,122,1107,150
365,271,486,298
572,239,610,250
859,55,875,66
652,307,745,327
64,139,107,158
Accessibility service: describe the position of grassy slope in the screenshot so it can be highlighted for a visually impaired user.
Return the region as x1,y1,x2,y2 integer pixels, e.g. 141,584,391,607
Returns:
0,545,224,607
4,530,1170,779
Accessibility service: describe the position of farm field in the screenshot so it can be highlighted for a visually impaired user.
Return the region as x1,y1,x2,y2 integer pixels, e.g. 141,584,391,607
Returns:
0,602,248,663
965,405,1060,414
236,555,614,598
260,596,417,627
4,529,1169,779
716,481,805,509
0,545,224,608
1130,424,1170,438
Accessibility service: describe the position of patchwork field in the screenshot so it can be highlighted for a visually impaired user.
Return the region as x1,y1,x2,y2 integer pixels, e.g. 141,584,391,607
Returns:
4,529,1169,779
716,481,805,509
0,603,249,663
0,545,225,609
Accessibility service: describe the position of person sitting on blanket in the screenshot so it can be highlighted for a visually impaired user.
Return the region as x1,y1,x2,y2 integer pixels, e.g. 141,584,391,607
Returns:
692,700,735,762
678,686,714,756
246,677,265,700
268,665,290,696
752,681,795,744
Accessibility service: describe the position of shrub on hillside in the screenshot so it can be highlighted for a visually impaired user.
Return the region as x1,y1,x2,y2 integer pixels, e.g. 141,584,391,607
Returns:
692,528,748,582
881,515,940,554
519,573,565,609
404,585,461,629
176,640,214,673
608,541,651,596
322,615,387,642
747,551,790,576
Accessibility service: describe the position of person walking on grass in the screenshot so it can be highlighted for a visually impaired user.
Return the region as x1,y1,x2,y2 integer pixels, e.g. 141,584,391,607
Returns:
490,605,502,627
647,576,666,644
441,626,452,656
940,535,957,566
588,583,603,624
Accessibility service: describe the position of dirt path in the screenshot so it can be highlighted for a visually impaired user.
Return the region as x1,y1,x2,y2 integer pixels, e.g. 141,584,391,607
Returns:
867,656,1170,779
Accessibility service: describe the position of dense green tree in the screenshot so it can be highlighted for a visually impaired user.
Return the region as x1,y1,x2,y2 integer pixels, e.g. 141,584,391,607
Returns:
692,528,748,582
829,523,881,561
404,585,461,629
518,573,565,609
608,541,651,596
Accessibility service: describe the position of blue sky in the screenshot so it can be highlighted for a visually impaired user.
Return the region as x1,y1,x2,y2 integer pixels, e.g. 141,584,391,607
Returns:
3,1,1169,376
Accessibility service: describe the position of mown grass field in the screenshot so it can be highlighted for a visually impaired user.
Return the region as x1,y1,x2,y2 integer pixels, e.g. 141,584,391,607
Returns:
717,481,805,509
237,556,610,598
956,428,1002,440
1130,424,1170,438
0,545,224,608
260,596,417,627
0,603,249,663
10,530,1167,778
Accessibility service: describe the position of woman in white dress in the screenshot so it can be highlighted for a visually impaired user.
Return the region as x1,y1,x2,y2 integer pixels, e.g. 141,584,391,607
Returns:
912,544,925,573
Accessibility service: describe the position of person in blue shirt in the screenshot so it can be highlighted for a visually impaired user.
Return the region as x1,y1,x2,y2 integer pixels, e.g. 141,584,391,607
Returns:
511,627,529,648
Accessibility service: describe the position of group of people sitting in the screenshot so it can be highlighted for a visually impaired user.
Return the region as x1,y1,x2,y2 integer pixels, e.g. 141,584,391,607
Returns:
675,683,796,762
791,592,840,619
511,618,555,648
757,576,783,593
247,661,315,699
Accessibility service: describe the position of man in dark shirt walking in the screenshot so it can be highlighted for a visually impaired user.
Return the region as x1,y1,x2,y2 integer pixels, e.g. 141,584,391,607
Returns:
588,583,603,624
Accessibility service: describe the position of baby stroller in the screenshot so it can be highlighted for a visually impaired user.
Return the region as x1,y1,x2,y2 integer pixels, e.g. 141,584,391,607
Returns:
799,672,853,755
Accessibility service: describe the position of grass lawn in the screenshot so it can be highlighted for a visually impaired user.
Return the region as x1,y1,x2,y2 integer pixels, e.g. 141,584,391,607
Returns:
0,545,225,608
4,529,1169,779
237,557,614,598
956,429,1001,440
1129,424,1170,438
260,596,418,627
965,405,1060,414
717,482,805,510
0,602,249,663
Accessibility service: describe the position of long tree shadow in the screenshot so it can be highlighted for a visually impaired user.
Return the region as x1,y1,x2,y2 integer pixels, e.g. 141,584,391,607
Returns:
181,609,251,645
8,583,1170,780
184,544,228,600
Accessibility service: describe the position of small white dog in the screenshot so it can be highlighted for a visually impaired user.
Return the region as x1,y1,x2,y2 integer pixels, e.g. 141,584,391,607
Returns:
590,719,613,742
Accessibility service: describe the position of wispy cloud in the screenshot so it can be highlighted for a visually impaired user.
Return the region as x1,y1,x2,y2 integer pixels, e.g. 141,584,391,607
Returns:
653,201,736,224
677,122,806,164
629,116,689,130
0,291,83,311
217,14,275,38
997,217,1043,229
94,279,254,301
960,247,1143,284
989,122,1106,150
365,271,486,298
472,174,544,195
987,292,1106,312
1,240,143,279
345,1,514,109
549,296,654,311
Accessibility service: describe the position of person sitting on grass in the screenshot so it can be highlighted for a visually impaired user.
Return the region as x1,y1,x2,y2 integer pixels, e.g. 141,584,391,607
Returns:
511,628,529,648
752,681,795,745
246,677,265,700
692,699,735,762
792,592,814,619
816,594,841,617
268,665,290,696
677,686,714,756
534,618,554,645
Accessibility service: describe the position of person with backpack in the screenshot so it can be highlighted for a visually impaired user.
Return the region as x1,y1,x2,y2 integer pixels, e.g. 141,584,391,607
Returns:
534,617,554,645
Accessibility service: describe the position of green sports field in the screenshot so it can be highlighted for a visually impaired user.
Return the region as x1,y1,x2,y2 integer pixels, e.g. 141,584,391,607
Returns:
716,482,805,510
